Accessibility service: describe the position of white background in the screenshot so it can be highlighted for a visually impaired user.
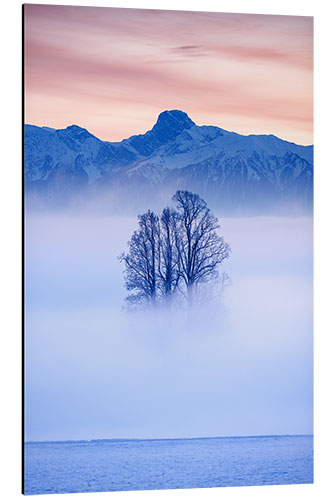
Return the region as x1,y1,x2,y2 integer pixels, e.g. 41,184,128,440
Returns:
0,0,332,499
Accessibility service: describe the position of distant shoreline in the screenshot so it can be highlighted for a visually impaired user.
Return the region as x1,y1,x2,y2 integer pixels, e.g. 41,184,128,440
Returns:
25,434,313,445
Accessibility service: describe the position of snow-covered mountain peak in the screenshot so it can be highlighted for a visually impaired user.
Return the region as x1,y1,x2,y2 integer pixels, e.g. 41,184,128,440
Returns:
120,110,196,156
153,110,195,133
56,125,96,143
148,109,196,145
24,111,313,215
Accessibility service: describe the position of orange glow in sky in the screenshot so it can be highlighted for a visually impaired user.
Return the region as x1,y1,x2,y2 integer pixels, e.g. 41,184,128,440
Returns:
24,5,313,145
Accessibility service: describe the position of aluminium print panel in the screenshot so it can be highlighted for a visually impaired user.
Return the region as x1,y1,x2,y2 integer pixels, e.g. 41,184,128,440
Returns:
23,3,313,495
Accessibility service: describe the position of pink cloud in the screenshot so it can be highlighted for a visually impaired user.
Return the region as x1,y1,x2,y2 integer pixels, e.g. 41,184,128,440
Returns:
24,5,313,145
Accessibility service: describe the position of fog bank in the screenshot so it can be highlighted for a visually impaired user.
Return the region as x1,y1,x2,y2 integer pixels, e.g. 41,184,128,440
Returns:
25,214,313,441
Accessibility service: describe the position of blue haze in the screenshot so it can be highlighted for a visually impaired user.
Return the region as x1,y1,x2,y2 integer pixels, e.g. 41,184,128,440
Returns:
24,110,313,216
24,214,313,442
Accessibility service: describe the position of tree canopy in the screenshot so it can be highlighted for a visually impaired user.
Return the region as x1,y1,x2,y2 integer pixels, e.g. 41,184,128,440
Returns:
119,191,231,310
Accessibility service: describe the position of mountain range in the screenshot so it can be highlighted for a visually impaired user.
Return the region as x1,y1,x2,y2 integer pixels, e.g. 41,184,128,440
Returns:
24,110,313,215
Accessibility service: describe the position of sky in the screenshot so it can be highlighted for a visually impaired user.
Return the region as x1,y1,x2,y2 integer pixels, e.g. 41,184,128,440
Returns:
24,4,313,145
25,214,313,441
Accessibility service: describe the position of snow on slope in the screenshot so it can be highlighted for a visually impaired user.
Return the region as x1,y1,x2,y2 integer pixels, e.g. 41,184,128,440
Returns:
24,110,313,214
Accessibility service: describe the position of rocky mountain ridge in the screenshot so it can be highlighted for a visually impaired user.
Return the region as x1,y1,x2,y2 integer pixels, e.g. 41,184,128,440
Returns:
24,110,313,215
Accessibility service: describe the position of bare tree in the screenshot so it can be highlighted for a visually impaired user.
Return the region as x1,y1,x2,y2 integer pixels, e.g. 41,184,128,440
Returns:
119,210,159,309
119,191,231,311
172,190,231,309
157,207,181,307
